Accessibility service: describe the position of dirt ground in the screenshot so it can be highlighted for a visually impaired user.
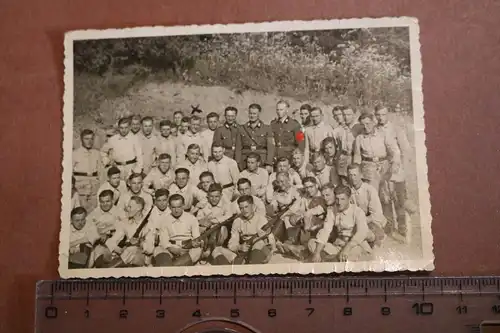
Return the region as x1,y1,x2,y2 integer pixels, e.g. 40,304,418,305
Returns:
74,80,424,262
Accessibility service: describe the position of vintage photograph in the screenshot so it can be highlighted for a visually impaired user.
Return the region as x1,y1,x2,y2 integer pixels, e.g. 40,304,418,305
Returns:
59,18,433,278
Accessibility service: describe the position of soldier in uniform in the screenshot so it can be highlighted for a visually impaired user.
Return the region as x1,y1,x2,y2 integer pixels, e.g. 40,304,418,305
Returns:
72,129,102,212
173,111,184,128
271,100,305,161
342,106,364,138
213,106,239,160
179,144,208,187
156,120,178,167
179,116,190,135
117,172,154,214
142,189,171,257
137,116,159,175
104,117,143,180
235,103,275,172
143,153,175,194
298,103,312,129
291,148,314,179
198,171,215,196
307,153,340,188
211,195,276,265
232,178,267,217
266,157,302,202
308,185,374,262
168,168,208,215
321,137,338,168
353,113,401,192
304,107,335,163
208,143,240,202
148,194,203,267
68,207,100,269
200,112,220,160
177,116,206,163
239,153,269,200
97,166,127,206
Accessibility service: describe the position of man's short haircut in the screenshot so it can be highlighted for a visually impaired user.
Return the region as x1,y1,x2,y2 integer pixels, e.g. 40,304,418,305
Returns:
246,152,261,162
374,104,388,113
187,143,201,151
159,119,173,128
158,153,171,161
277,156,289,164
310,106,323,114
347,163,362,173
224,106,238,114
80,129,94,139
99,190,114,200
302,176,318,185
130,195,146,208
275,171,290,179
237,194,254,205
208,183,223,193
249,103,262,112
334,185,352,197
211,142,225,150
169,193,185,205
206,112,219,120
277,100,290,108
190,115,201,122
300,103,312,112
173,110,183,117
154,188,170,199
199,171,214,181
181,116,191,123
107,166,121,177
310,152,324,162
71,207,87,218
141,116,153,124
118,117,131,126
320,182,336,192
128,172,144,182
342,105,354,112
237,178,251,187
358,112,375,123
292,148,304,156
321,137,336,148
131,114,142,121
175,167,190,176
332,105,343,113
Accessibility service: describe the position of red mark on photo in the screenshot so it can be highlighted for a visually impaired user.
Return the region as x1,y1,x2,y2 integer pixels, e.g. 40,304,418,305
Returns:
296,131,305,142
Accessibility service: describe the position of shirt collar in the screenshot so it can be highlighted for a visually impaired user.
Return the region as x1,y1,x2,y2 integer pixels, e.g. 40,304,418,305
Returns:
224,122,237,129
247,120,262,128
277,116,289,124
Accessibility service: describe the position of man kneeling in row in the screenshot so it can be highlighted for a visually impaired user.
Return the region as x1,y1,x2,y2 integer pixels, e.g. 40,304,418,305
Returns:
211,195,277,265
147,194,203,267
309,185,375,262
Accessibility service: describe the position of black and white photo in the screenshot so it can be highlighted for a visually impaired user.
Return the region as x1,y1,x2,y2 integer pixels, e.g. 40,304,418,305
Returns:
59,18,433,278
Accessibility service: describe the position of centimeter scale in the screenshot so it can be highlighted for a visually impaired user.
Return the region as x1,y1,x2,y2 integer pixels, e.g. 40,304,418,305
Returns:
36,276,500,333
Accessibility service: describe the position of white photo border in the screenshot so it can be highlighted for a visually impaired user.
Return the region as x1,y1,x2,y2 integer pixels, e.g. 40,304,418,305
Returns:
59,17,434,278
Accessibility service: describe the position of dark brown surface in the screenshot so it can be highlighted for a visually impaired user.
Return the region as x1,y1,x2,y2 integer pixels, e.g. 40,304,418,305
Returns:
1,0,499,332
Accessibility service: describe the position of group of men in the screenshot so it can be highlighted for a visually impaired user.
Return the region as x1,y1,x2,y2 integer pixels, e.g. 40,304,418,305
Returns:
69,99,413,269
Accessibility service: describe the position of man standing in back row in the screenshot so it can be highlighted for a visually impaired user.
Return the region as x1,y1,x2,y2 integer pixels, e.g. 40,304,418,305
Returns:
213,106,240,160
271,100,305,162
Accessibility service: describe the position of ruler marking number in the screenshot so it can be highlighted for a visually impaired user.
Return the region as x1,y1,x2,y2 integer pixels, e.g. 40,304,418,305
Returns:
192,309,202,318
44,306,58,319
492,304,500,314
84,309,90,319
412,302,434,315
268,309,277,318
343,307,353,316
381,306,391,316
306,307,315,316
230,309,240,318
455,305,467,315
156,310,165,319
119,309,128,319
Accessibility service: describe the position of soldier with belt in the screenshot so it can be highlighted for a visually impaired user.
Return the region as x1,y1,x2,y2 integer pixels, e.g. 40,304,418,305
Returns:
68,207,100,269
353,113,401,192
213,106,239,160
72,129,102,212
271,100,305,162
235,103,275,173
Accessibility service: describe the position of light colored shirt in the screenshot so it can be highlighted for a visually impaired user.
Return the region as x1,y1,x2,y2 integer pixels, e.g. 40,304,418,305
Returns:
316,204,368,245
179,159,208,187
269,186,302,211
176,131,205,162
72,147,101,176
97,181,128,205
307,165,339,188
350,182,386,228
207,156,240,187
266,169,302,201
71,191,81,209
228,214,275,252
106,133,143,171
137,132,159,171
156,135,178,166
143,167,175,194
105,215,151,252
117,190,154,215
197,198,233,225
353,130,401,164
304,121,336,161
142,206,171,254
168,183,208,211
157,212,200,246
87,206,125,235
377,121,411,157
200,129,216,161
294,161,314,179
70,222,100,253
240,168,269,198
231,195,267,217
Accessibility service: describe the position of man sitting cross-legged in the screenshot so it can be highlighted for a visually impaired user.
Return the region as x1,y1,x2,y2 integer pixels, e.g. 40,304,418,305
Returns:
211,195,276,265
308,185,375,263
148,194,203,267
